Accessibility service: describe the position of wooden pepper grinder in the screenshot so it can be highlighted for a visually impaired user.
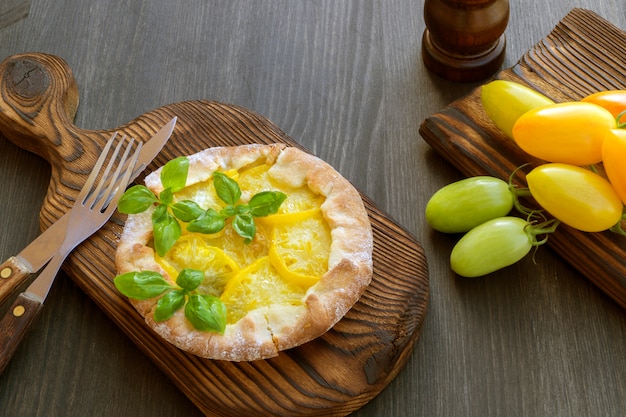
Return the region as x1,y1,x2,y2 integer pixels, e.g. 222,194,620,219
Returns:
422,0,509,82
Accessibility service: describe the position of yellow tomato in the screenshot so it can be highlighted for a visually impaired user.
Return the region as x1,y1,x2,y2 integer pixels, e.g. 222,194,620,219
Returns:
526,163,623,232
481,80,554,139
581,90,626,119
602,128,626,205
512,102,616,165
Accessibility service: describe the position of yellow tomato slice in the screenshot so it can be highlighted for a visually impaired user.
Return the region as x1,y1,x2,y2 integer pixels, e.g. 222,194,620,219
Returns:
268,211,330,288
239,163,324,214
173,168,239,209
238,164,273,196
155,160,332,325
277,187,325,214
198,220,270,267
220,256,304,324
157,234,240,297
173,179,221,210
153,254,179,282
258,207,321,226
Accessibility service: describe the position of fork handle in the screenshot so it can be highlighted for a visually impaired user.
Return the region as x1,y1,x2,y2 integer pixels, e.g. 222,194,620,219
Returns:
0,257,32,306
0,292,43,374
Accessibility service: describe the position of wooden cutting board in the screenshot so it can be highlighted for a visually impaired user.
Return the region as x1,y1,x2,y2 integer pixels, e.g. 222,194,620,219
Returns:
0,53,429,416
420,8,626,308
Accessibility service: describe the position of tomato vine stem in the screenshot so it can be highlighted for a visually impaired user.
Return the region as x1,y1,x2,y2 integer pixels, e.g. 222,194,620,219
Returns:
524,217,560,246
616,110,626,129
508,163,544,218
523,216,559,265
609,208,626,236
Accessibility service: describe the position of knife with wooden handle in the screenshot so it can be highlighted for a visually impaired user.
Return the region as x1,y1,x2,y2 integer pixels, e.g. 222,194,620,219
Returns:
0,117,177,306
0,117,176,374
0,135,143,374
0,215,69,304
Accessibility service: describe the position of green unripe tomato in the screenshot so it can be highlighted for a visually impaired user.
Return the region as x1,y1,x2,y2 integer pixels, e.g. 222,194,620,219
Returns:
481,80,554,139
450,217,532,277
425,176,514,233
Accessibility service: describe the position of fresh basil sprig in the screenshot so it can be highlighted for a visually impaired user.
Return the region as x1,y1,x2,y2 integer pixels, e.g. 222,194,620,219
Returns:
188,172,287,243
117,157,287,255
114,268,227,333
118,156,190,256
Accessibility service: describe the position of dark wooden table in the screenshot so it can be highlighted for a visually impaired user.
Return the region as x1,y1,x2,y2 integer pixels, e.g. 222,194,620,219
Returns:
1,1,625,416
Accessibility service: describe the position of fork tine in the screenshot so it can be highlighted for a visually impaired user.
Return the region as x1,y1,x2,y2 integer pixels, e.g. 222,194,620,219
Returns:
95,138,137,212
86,135,129,210
77,132,118,204
98,140,143,215
0,133,143,375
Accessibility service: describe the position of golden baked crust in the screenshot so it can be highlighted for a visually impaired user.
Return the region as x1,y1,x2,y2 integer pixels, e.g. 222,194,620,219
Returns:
115,143,373,361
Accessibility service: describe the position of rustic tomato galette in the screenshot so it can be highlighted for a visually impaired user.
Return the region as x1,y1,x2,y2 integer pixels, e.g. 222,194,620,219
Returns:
114,143,373,361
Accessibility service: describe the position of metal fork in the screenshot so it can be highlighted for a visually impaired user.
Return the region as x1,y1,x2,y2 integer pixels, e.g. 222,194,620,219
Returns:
0,133,143,373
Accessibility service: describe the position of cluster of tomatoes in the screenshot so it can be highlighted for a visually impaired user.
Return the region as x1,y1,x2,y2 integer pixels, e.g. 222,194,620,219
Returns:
426,80,626,277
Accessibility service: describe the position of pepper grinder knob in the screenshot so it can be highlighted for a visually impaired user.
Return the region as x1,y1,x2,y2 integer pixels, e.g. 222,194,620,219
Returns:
422,0,510,82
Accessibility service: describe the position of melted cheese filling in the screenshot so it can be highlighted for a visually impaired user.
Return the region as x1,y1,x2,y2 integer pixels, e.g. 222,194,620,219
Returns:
154,162,331,324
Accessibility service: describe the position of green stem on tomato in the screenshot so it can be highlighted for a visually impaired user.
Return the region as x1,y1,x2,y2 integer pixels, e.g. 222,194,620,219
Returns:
523,217,560,265
609,207,626,236
616,110,626,129
525,218,560,246
510,186,537,216
509,163,543,217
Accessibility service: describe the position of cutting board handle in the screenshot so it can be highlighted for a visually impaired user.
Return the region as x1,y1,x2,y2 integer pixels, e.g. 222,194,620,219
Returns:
0,53,113,219
0,53,82,158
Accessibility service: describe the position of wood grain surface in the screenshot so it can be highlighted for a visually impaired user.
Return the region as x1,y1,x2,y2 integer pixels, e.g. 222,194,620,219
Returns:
420,9,626,307
0,52,429,417
1,2,626,417
0,0,30,30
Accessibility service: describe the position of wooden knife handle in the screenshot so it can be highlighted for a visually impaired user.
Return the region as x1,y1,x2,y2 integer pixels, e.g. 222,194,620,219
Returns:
0,292,43,374
0,257,32,306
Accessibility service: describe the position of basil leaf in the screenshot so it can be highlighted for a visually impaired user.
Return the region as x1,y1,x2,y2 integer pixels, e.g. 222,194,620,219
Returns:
213,172,241,205
185,294,227,333
232,213,255,243
187,208,225,234
161,156,189,192
234,204,250,215
114,271,172,300
159,187,174,206
220,205,237,218
176,268,204,292
152,203,168,222
152,205,181,256
153,289,186,321
117,185,159,214
248,191,287,217
171,200,205,222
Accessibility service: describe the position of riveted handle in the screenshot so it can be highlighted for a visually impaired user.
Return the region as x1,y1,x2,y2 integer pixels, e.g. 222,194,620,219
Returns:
0,292,43,375
0,257,32,307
